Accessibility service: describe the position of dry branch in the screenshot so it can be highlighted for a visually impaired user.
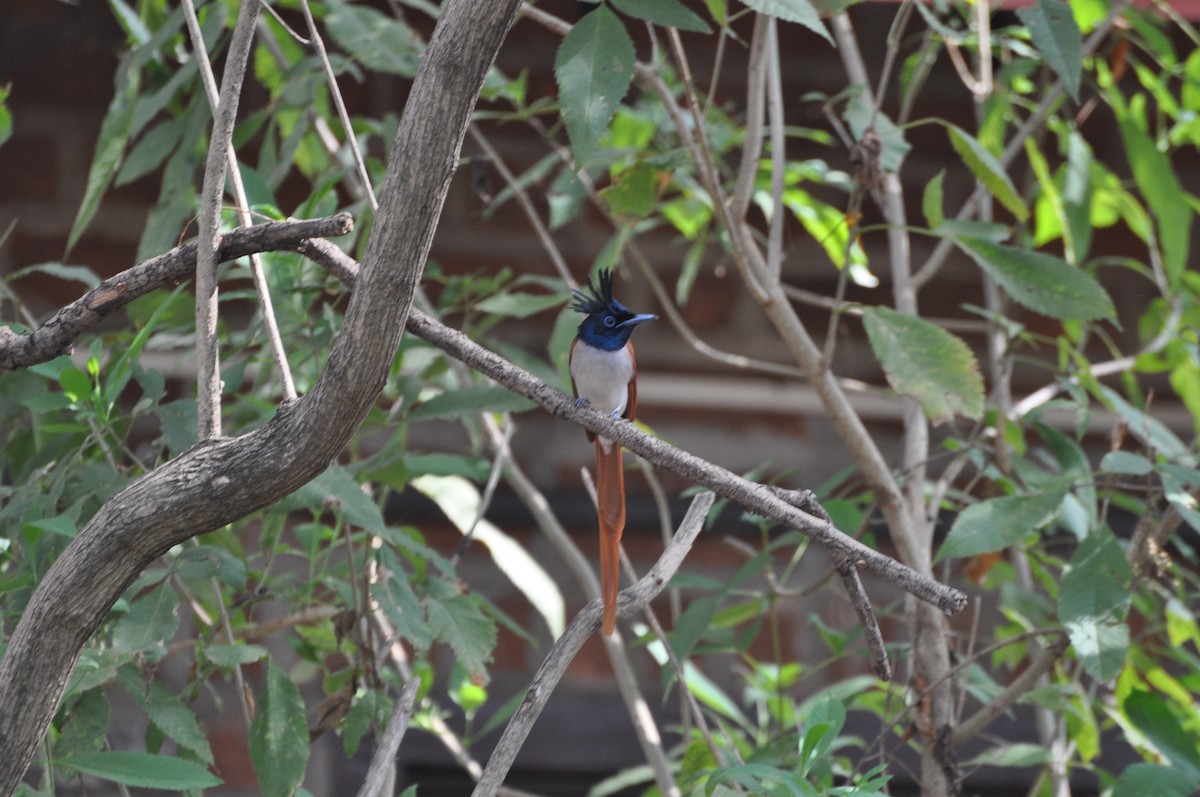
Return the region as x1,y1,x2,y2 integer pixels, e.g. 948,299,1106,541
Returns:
0,214,353,371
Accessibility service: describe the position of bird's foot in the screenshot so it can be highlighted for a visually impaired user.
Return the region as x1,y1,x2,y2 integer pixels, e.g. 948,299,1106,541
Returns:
574,397,591,409
609,410,624,421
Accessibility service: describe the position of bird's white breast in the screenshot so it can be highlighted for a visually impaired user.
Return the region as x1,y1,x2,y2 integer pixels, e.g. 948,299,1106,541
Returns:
570,342,634,418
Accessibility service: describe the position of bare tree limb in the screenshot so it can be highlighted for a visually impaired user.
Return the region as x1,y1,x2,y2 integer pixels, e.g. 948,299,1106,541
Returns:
0,0,521,788
0,214,353,372
472,492,715,797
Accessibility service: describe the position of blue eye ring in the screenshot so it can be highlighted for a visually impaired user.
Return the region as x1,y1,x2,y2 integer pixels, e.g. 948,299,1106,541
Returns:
603,315,616,328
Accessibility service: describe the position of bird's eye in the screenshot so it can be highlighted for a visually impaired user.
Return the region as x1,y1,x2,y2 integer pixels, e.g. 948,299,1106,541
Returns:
603,315,617,328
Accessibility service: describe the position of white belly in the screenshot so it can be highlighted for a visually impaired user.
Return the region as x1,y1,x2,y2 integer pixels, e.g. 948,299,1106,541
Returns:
570,343,634,418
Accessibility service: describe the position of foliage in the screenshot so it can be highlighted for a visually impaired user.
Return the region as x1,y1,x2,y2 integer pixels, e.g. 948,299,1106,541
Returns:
3,0,1200,794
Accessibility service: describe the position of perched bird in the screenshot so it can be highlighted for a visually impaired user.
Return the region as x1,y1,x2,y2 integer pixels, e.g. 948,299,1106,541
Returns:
568,269,657,635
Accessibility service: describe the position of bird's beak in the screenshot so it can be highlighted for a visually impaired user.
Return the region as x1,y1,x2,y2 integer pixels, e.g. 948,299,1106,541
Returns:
618,313,658,328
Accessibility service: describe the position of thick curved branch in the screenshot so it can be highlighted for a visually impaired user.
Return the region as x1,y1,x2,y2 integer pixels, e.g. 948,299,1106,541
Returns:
0,0,521,790
472,492,715,797
0,214,354,371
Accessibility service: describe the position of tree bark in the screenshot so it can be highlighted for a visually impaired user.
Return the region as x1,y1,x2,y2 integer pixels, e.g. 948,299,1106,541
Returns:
0,0,521,791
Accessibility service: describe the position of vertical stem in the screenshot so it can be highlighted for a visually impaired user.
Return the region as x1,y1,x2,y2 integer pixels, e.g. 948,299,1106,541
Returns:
192,0,263,439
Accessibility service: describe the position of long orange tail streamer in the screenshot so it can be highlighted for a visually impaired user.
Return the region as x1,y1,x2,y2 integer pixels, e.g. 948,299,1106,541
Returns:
595,439,626,635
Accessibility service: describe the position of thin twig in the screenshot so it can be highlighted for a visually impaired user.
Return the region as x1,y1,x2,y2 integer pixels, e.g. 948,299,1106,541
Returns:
187,0,263,438
471,493,714,797
354,678,420,797
184,0,296,401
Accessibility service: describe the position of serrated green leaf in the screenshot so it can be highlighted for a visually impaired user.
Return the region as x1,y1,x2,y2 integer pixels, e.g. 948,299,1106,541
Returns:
54,688,109,764
343,689,393,758
425,588,495,678
945,123,1028,222
412,474,565,638
68,59,140,254
292,465,387,534
410,385,535,421
474,291,567,318
611,0,709,31
738,0,830,41
863,307,983,425
1017,0,1081,102
119,672,213,764
1118,118,1192,284
922,170,945,229
1112,763,1200,797
955,237,1115,320
325,0,423,77
1123,691,1200,778
57,752,220,790
936,486,1067,562
375,547,432,648
112,583,180,663
249,662,309,797
554,5,636,166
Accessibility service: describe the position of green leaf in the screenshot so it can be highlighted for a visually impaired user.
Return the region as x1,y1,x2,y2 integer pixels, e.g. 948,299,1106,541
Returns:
115,118,181,186
936,486,1067,562
945,123,1029,222
738,0,831,42
8,262,102,290
955,237,1115,320
1100,451,1154,476
1016,0,1082,102
325,0,423,77
119,671,213,764
425,586,496,678
1096,385,1190,460
56,752,220,790
0,86,12,149
474,290,568,318
965,743,1053,768
611,0,709,32
922,170,945,229
204,643,268,668
413,474,565,637
554,5,636,166
863,307,984,425
409,385,536,421
1060,529,1130,681
375,547,432,648
112,583,180,663
1123,691,1200,779
1118,118,1192,284
292,465,387,534
68,58,140,254
249,662,310,797
54,688,109,764
1112,764,1200,797
599,160,666,221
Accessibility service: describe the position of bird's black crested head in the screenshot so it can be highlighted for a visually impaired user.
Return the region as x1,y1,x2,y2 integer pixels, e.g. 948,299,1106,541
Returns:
570,269,657,351
570,269,630,318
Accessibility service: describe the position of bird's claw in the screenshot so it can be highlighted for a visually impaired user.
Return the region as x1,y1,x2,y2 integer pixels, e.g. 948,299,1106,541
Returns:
574,397,591,409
